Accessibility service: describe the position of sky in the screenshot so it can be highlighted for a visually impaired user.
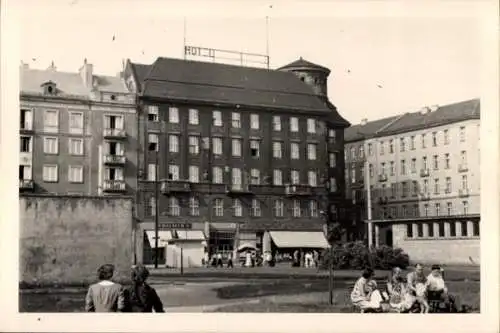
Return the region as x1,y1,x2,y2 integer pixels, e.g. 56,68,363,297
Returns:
14,0,485,124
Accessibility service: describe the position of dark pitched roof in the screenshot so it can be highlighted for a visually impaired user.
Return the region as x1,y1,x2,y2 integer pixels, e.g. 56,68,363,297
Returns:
345,98,480,143
278,57,331,74
130,57,350,127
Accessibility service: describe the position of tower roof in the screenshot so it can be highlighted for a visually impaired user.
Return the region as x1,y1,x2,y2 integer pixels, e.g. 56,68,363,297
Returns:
278,57,331,74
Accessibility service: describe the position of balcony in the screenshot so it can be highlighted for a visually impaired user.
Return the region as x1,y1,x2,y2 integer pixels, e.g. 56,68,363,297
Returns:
378,174,388,182
103,128,126,139
459,188,470,197
226,184,253,196
458,164,469,172
285,184,313,197
20,122,33,133
378,196,388,205
103,154,126,165
420,169,430,177
103,180,126,192
161,180,191,194
420,192,431,200
19,179,34,191
248,184,286,195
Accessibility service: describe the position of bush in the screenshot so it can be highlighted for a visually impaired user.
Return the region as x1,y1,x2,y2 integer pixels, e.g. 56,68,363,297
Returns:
319,241,410,270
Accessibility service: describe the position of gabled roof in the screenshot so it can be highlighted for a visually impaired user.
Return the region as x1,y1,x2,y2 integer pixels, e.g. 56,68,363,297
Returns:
130,57,350,127
277,57,331,74
344,98,480,143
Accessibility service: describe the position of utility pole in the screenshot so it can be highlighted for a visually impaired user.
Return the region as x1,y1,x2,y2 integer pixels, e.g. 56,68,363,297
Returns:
154,150,160,269
365,158,373,248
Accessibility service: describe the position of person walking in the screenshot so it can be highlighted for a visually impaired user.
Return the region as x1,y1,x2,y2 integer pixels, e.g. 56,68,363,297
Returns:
85,264,126,312
123,265,164,312
227,252,234,268
216,252,223,268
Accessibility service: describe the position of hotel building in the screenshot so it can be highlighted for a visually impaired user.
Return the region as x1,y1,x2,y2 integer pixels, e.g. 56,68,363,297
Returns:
344,99,480,265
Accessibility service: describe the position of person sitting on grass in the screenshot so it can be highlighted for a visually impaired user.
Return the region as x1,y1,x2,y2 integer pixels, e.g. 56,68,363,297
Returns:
351,268,384,313
426,265,458,312
386,267,415,313
123,265,164,313
85,264,126,312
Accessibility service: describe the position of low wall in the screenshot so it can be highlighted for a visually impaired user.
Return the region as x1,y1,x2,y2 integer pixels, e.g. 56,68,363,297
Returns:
19,195,134,286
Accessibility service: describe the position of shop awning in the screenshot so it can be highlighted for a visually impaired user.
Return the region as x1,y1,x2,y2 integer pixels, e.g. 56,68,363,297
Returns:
237,241,257,251
269,231,329,249
175,230,206,241
145,230,173,248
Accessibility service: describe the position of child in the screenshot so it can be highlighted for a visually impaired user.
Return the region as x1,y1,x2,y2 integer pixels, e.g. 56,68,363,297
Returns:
415,281,430,313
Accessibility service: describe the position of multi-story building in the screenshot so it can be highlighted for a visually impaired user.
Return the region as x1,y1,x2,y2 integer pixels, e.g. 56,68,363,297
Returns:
344,99,480,265
19,60,137,196
123,57,350,266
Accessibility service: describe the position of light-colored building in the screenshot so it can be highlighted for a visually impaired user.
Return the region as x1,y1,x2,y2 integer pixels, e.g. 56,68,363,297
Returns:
19,60,138,196
345,99,480,265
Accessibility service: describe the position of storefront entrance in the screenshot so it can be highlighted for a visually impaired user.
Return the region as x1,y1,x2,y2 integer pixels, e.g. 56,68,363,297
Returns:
209,230,235,256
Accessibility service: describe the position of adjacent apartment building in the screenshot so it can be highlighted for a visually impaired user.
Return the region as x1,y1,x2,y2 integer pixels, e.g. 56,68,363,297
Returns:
123,57,350,266
344,99,480,265
19,60,137,196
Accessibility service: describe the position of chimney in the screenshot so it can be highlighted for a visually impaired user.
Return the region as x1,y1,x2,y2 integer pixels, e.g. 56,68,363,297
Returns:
79,58,94,88
47,61,57,71
360,118,368,126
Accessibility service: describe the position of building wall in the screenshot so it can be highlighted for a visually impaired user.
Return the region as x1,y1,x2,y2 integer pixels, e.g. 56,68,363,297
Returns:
19,195,134,285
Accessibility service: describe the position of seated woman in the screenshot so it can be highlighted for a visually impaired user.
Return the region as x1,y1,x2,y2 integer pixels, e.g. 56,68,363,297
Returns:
386,267,415,313
351,268,384,313
426,265,458,312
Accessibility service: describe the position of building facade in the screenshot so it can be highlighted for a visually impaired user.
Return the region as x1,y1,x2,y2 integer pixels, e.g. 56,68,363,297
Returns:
344,99,480,265
123,57,350,266
19,60,137,196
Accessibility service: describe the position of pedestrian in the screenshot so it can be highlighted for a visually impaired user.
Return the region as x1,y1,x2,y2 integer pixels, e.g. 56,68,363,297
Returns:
227,252,234,268
245,250,252,267
203,251,209,268
85,264,126,312
313,250,319,268
123,265,164,312
293,250,299,267
217,252,223,268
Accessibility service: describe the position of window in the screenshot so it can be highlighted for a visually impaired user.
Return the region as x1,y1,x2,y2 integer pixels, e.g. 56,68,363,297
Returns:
307,143,317,160
169,107,179,123
309,200,318,217
406,224,413,238
20,108,33,130
106,141,123,156
19,165,32,180
189,197,200,216
104,114,123,130
330,178,337,192
307,119,316,133
438,222,445,237
368,143,373,156
228,198,242,217
390,183,397,198
44,110,59,132
168,164,179,180
272,142,282,159
389,140,394,154
212,167,223,184
401,205,407,217
360,165,365,180
401,160,406,175
105,167,123,181
250,114,259,129
250,169,260,185
460,221,468,236
459,126,466,142
148,164,157,181
434,178,440,194
461,175,468,190
410,136,415,150
189,166,199,183
147,105,159,122
250,140,260,158
368,164,373,177
445,177,452,193
43,165,58,182
350,147,356,159
424,204,429,217
212,137,223,155
447,202,453,216
412,181,418,196
169,197,180,216
390,207,397,219
433,155,439,170
462,201,469,215
416,224,424,238
423,179,429,193
251,199,261,217
68,165,83,183
450,222,457,237
188,136,199,155
291,143,300,159
401,182,408,197
427,223,434,237
359,146,364,158
421,134,426,148
460,151,467,166
274,200,284,217
390,161,395,176
189,109,199,125
432,132,437,146
444,129,450,145
232,138,242,157
232,168,242,189
169,135,179,153
400,137,406,152
290,117,299,132
411,158,416,174
43,137,58,154
273,169,283,186
328,129,336,144
213,198,224,217
444,153,450,169
413,204,419,217
380,162,386,175
379,141,385,155
213,111,222,126
272,116,281,131
422,156,428,170
350,166,356,183
20,136,32,153
307,171,317,186
329,153,336,168
146,196,156,217
435,203,441,216
292,200,301,217
231,112,241,128
472,221,479,236
290,170,300,185
144,133,158,152
69,112,83,134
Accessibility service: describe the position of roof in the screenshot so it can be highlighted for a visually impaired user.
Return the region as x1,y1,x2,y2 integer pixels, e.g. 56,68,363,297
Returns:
130,57,350,127
277,57,331,74
344,98,480,143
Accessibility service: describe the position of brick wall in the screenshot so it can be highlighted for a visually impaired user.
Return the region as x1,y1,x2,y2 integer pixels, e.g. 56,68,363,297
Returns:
392,223,479,265
19,195,134,285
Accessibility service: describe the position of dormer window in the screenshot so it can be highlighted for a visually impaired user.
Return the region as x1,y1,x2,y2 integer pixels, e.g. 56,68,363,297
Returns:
41,81,57,95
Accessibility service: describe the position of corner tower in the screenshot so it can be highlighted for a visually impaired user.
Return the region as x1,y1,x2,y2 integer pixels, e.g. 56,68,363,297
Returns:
277,57,331,96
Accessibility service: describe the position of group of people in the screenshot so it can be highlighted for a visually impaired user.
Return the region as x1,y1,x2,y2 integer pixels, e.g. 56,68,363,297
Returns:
351,263,457,313
203,252,234,268
291,250,320,268
85,264,164,312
